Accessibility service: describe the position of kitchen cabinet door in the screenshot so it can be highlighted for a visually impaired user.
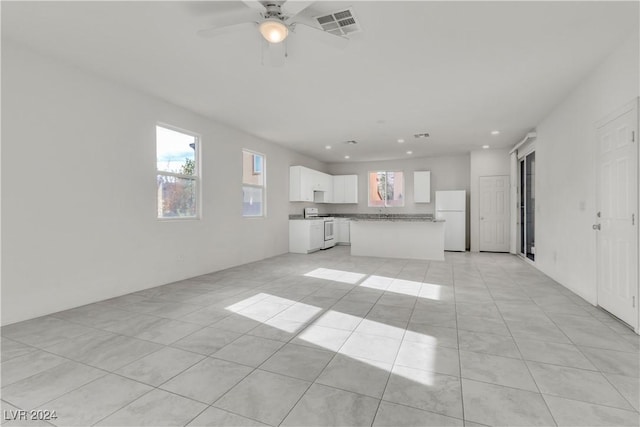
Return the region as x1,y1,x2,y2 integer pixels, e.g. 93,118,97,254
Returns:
332,176,345,203
332,175,358,204
344,175,358,203
337,219,350,244
290,166,314,202
310,221,324,250
414,171,431,203
317,172,332,191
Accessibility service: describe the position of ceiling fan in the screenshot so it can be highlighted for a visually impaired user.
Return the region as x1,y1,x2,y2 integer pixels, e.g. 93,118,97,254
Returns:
197,0,349,66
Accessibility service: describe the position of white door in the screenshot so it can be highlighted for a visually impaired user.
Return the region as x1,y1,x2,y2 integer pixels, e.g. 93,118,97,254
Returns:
479,176,510,252
596,104,638,329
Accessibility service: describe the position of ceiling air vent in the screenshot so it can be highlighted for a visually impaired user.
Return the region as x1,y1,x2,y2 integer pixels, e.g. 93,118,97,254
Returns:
314,8,361,36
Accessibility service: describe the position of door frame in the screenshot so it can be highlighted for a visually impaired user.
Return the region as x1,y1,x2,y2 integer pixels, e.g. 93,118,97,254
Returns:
517,148,536,263
478,175,510,252
595,97,639,333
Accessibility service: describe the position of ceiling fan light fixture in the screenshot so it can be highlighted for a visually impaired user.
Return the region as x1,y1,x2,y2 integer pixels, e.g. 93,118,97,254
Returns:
259,19,288,43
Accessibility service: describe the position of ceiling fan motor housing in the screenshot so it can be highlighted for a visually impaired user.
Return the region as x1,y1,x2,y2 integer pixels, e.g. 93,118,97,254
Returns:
263,3,285,20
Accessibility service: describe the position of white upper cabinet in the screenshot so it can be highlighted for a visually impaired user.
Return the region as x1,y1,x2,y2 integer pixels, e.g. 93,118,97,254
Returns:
332,175,358,204
290,166,333,203
414,171,431,203
317,172,332,192
290,166,313,202
333,176,346,203
290,166,357,204
344,175,358,203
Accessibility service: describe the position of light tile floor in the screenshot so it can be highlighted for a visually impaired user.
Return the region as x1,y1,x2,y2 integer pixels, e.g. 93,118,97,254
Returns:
2,247,639,426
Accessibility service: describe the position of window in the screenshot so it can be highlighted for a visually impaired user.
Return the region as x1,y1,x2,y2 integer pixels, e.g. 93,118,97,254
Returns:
156,125,199,219
243,149,265,217
368,171,405,207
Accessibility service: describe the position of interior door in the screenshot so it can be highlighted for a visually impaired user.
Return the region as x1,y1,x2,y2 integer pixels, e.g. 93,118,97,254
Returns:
479,176,510,252
596,105,638,329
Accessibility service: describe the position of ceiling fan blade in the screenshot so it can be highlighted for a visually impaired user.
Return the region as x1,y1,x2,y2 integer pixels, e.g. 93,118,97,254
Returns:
282,1,314,19
262,40,286,67
197,7,261,38
240,0,267,12
291,22,349,49
197,21,258,39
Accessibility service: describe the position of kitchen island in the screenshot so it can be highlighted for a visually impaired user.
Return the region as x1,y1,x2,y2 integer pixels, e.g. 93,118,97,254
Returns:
350,218,445,261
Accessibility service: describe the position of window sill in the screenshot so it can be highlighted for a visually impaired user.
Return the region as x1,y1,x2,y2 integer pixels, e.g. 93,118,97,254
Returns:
157,217,201,222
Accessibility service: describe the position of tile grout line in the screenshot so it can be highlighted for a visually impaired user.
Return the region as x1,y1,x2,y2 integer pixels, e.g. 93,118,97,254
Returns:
274,259,394,426
6,338,216,426
2,329,222,424
488,258,560,427
451,259,467,425
548,319,640,414
369,261,425,427
206,257,384,426
3,248,638,426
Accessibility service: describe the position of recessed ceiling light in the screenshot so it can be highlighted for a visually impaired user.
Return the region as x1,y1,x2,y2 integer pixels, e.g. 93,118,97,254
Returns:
344,155,350,159
406,150,413,155
482,145,490,149
397,139,405,144
325,145,332,150
491,130,500,135
414,132,430,139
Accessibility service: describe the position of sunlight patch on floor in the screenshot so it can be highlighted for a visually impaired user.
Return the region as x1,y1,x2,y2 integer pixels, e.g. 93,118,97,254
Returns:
224,293,270,312
313,309,363,330
388,278,422,297
304,268,366,284
225,291,439,387
359,275,394,290
418,283,443,301
274,301,324,324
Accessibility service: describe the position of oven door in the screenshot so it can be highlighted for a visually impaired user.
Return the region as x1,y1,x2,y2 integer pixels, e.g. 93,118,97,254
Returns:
324,220,334,241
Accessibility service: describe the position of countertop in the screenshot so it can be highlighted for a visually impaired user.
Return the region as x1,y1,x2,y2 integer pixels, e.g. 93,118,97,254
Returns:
289,216,330,221
289,214,442,222
351,217,445,222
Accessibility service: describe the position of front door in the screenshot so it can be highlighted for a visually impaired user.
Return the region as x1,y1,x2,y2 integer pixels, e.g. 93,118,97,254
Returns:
479,175,510,252
596,102,638,329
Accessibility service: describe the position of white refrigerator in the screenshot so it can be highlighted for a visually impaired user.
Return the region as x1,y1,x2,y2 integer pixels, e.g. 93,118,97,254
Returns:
435,190,466,251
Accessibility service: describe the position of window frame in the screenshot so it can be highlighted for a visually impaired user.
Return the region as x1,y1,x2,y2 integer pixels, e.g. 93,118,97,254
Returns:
242,148,267,218
368,170,405,208
156,123,202,221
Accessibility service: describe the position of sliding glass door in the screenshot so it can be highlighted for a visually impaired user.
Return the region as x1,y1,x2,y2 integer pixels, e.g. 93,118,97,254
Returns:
519,151,535,261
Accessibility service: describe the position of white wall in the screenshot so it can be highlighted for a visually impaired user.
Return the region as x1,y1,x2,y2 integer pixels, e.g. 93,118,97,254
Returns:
327,155,471,249
1,40,325,325
469,149,511,252
534,33,639,303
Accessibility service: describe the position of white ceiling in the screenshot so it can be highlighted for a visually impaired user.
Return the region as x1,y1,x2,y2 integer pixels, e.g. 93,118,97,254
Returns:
3,1,638,162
